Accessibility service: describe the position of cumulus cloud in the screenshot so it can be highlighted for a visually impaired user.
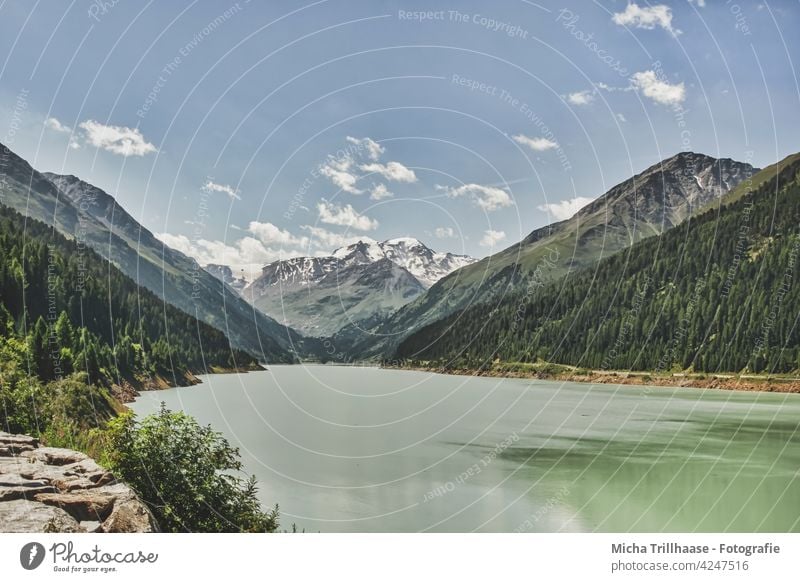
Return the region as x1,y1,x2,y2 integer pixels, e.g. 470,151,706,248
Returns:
247,221,309,247
538,196,594,220
434,227,455,239
317,200,378,230
79,120,157,156
438,183,514,212
300,225,373,250
631,70,686,106
155,232,298,278
512,134,558,152
202,179,241,201
369,183,393,200
479,229,507,248
44,117,71,132
359,161,417,183
567,90,595,106
346,136,384,161
612,3,680,36
319,155,363,194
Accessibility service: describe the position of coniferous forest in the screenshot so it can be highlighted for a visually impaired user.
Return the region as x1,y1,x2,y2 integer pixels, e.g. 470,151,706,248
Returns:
0,204,257,438
395,158,800,376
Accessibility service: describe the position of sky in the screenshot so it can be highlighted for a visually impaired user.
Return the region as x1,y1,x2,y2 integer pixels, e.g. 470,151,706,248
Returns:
1,0,798,278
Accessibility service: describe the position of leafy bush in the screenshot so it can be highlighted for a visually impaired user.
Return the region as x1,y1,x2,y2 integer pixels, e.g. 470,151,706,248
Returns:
105,405,278,533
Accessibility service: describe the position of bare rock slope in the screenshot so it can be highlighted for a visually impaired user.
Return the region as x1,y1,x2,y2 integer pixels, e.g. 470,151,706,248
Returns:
0,432,157,533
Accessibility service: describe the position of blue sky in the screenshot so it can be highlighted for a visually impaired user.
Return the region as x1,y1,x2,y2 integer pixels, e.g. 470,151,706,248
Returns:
1,0,798,276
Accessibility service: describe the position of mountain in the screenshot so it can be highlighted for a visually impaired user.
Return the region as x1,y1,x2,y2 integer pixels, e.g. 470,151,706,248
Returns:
243,238,474,337
0,203,256,392
369,237,476,288
396,152,800,374
345,152,758,358
0,142,300,362
204,263,248,293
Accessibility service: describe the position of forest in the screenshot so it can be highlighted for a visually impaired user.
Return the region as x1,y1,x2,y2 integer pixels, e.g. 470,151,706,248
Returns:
395,157,800,376
0,203,256,439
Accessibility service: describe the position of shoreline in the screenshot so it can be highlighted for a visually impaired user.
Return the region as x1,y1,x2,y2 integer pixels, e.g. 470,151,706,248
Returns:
115,363,266,404
384,362,800,394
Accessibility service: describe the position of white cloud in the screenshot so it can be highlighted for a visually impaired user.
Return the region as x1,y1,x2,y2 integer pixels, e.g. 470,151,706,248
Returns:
567,90,595,106
612,3,680,36
689,0,706,7
155,232,298,279
300,225,371,250
369,183,393,200
346,136,384,161
247,221,309,247
319,155,363,194
438,183,514,212
480,230,507,248
79,120,157,156
202,179,241,201
616,113,628,123
631,70,686,106
317,200,379,230
44,117,71,133
434,227,455,239
538,196,594,220
359,161,417,183
512,134,558,152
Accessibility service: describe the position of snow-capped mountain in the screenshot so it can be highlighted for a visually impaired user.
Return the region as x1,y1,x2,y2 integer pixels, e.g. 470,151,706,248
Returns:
376,238,476,288
242,238,475,337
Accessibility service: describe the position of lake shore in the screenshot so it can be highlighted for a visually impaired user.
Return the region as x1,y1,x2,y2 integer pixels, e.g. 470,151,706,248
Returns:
385,362,800,394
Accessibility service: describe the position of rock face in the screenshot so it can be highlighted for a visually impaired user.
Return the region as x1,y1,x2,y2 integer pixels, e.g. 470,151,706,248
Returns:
0,432,158,533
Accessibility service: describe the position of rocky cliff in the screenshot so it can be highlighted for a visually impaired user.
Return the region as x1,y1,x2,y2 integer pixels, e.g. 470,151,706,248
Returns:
0,432,158,533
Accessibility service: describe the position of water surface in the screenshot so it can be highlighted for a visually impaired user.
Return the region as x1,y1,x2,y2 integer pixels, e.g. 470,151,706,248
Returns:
130,365,800,532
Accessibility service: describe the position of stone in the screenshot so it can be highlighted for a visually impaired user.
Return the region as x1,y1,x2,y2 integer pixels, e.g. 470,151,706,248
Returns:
0,432,158,533
33,490,118,522
0,499,85,533
0,484,58,502
22,447,88,466
80,520,103,533
102,498,159,533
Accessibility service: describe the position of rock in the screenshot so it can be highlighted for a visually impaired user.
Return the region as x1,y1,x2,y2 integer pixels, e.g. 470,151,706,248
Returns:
80,520,103,533
0,432,157,533
34,490,118,522
0,433,39,448
0,499,85,533
102,498,158,533
0,484,58,502
22,446,88,466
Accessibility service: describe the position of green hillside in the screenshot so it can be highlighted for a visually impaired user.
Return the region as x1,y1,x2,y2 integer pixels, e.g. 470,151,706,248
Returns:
0,204,257,436
346,152,756,358
395,153,800,375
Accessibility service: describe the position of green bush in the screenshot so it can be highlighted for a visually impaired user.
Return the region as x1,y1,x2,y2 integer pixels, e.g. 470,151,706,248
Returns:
105,405,279,533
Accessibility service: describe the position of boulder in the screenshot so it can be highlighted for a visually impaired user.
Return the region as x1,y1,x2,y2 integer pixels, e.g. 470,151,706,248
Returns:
0,499,85,533
0,432,157,533
102,498,158,533
34,490,118,522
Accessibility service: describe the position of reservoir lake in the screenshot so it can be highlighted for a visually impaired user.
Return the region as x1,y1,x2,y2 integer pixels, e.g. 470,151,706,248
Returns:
129,365,800,532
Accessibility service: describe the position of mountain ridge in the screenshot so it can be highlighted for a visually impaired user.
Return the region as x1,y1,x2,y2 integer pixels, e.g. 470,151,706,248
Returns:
243,237,474,337
341,151,759,358
395,151,800,374
0,142,301,362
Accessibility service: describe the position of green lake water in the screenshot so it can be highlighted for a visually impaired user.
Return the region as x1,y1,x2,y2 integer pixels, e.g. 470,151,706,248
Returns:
129,365,800,532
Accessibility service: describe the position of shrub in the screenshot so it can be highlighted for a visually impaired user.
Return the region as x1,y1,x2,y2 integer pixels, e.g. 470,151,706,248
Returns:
105,405,278,533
